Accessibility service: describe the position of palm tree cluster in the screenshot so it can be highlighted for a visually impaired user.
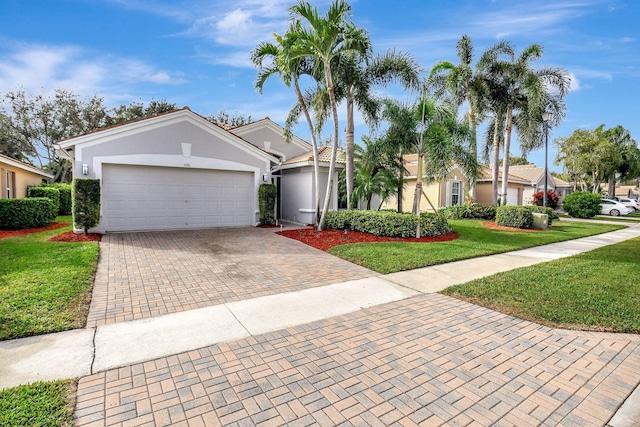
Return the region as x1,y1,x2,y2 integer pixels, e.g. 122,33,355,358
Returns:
251,1,571,231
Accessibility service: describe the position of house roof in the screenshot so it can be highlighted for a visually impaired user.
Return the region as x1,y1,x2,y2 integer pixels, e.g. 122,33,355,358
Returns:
0,153,53,178
281,146,346,167
476,165,531,184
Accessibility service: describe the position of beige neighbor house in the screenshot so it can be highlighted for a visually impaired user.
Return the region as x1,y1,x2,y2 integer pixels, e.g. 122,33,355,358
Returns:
0,153,52,199
380,155,533,212
507,164,574,206
57,107,345,233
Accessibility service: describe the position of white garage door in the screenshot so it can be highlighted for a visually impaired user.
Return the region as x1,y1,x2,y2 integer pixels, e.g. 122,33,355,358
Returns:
102,164,254,232
506,187,519,205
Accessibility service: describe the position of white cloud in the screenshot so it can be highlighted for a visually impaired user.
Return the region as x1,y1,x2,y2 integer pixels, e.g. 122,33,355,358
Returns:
567,72,581,91
0,42,187,99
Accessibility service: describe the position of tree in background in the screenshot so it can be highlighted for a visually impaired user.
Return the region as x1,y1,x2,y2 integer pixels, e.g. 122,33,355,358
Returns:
106,99,177,126
205,109,254,127
0,89,109,182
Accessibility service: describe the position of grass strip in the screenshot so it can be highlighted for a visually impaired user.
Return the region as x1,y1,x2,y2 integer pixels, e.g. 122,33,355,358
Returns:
0,216,99,341
0,380,77,427
442,236,640,333
329,219,624,274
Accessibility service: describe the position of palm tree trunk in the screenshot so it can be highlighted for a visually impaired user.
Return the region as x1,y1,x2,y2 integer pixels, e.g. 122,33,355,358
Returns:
414,154,423,238
345,93,355,210
500,105,513,205
318,62,339,231
468,98,477,202
294,79,321,226
491,119,501,205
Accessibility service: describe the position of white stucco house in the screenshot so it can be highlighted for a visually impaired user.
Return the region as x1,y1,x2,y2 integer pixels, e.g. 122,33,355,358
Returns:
57,107,344,233
507,164,573,206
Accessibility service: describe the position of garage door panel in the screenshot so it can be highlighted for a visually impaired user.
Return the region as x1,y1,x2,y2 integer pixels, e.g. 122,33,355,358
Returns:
102,164,254,232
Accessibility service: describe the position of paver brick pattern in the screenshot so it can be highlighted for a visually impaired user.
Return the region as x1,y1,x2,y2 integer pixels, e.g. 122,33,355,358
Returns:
76,294,640,426
86,228,376,327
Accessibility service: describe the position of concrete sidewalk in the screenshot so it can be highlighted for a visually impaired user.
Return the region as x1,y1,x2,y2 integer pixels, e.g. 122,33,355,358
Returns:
1,222,640,426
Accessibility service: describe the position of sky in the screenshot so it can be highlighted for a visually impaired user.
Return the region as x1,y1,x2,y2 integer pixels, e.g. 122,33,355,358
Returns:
0,0,638,172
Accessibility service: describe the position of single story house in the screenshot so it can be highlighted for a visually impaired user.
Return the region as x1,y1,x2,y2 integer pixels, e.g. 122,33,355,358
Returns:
0,153,52,199
507,164,573,206
57,107,344,233
379,155,531,211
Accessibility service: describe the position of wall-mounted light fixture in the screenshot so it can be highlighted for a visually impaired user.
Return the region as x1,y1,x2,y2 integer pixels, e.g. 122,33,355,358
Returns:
82,164,89,175
262,173,269,183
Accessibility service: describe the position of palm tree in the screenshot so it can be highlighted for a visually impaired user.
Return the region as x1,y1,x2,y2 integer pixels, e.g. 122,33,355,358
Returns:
380,93,477,236
334,49,422,209
251,29,324,225
287,0,369,230
430,35,513,201
484,44,569,205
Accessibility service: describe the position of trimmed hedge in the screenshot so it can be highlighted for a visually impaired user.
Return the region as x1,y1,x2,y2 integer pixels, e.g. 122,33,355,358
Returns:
27,186,60,215
439,203,496,220
0,198,56,230
495,206,534,229
73,179,101,233
563,191,602,219
46,183,72,215
258,184,277,225
325,210,452,237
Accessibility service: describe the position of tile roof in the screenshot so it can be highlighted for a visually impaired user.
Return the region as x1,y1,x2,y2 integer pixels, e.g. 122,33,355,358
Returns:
282,146,346,166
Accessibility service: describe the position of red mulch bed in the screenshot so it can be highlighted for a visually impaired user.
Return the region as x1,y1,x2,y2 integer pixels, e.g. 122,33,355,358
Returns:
277,228,459,251
0,222,69,240
49,231,102,242
482,221,545,232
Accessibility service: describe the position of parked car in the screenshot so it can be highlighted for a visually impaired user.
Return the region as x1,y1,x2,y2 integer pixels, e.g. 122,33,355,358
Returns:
618,198,640,210
600,198,633,216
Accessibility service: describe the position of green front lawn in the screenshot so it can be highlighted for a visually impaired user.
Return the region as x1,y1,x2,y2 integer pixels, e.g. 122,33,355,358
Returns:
442,236,640,333
0,216,99,341
0,380,76,427
329,219,625,274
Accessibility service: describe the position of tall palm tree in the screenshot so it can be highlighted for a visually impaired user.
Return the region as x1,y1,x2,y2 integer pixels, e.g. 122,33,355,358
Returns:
251,29,324,225
485,44,569,205
430,35,513,201
335,49,422,209
288,0,369,230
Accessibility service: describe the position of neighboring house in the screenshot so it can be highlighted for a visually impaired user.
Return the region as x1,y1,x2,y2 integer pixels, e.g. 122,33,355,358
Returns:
380,155,531,212
57,107,344,233
474,166,529,206
380,154,474,212
507,164,573,206
613,185,639,199
0,153,52,199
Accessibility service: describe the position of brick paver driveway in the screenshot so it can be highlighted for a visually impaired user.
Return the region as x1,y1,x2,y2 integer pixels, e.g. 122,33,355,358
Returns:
87,228,377,327
75,227,640,426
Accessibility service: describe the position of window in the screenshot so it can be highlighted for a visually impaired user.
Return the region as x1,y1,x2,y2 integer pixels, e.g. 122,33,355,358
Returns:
447,180,463,206
5,171,15,199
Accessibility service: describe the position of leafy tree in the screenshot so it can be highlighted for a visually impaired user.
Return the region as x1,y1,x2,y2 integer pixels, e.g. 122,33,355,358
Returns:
205,109,254,127
287,0,369,230
106,99,177,126
508,156,531,166
0,89,109,182
603,125,638,196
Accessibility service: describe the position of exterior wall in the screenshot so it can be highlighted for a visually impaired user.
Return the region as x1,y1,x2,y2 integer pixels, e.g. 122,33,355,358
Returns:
279,165,342,225
231,124,310,161
476,181,525,206
0,163,48,199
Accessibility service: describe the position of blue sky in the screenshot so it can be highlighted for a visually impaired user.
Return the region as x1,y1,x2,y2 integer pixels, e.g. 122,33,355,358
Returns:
0,0,638,172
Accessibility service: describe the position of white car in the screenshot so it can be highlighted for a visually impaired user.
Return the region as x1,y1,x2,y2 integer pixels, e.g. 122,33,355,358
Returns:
600,198,633,216
618,198,640,210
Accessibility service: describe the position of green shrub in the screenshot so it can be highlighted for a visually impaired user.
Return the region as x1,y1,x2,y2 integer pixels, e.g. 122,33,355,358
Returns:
325,210,452,237
524,205,557,226
420,212,453,236
258,184,277,225
27,186,60,214
0,198,56,229
45,183,72,215
72,178,101,233
495,206,534,229
439,203,496,220
562,191,602,219
532,190,559,209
